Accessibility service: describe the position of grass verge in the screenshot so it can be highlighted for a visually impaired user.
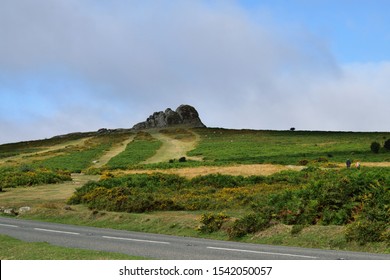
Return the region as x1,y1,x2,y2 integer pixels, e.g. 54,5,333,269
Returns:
0,234,147,260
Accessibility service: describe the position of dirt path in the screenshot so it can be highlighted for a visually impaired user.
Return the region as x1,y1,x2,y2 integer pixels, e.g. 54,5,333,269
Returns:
142,130,201,164
93,135,135,167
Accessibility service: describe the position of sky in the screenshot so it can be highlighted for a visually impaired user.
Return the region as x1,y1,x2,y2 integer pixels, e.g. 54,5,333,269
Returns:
1,0,390,144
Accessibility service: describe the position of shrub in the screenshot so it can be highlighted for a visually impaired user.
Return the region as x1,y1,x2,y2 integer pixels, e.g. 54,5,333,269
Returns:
0,167,72,188
384,139,390,151
291,224,306,235
298,159,309,166
198,212,229,233
178,157,187,162
228,213,270,238
370,141,381,153
346,220,388,245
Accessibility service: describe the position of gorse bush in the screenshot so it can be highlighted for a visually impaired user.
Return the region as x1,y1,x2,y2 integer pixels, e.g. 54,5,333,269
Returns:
0,166,72,188
68,173,285,211
68,169,324,213
228,213,270,238
198,212,229,233
235,168,390,242
68,168,390,244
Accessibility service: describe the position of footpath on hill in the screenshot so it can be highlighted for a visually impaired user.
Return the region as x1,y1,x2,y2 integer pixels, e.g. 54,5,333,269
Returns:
93,135,135,168
141,130,202,164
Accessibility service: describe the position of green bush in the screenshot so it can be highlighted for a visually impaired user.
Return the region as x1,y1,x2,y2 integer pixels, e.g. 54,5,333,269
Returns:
0,167,72,188
346,220,388,245
198,212,229,233
228,213,270,238
251,168,390,229
68,168,390,245
384,139,390,151
370,141,381,153
178,157,187,162
291,224,306,235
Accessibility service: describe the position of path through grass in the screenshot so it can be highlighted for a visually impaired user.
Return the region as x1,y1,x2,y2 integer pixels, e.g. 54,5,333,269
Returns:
142,129,201,164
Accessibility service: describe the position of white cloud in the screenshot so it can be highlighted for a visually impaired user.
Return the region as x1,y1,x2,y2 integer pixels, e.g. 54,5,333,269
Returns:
0,0,389,144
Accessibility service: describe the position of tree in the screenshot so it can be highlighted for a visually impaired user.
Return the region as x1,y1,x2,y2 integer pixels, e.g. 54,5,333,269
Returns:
370,142,381,154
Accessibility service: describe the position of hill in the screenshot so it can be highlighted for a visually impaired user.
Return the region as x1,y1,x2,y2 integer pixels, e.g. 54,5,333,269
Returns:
2,127,390,171
1,127,390,254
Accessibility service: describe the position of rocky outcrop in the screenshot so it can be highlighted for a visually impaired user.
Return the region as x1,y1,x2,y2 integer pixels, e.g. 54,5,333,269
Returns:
132,105,206,130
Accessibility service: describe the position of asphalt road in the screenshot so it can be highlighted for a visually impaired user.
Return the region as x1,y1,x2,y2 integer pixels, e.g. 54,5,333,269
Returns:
1,217,389,260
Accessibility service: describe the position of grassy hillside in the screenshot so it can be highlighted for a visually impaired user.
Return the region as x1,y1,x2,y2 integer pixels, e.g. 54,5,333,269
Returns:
189,128,390,165
1,127,389,255
2,128,390,171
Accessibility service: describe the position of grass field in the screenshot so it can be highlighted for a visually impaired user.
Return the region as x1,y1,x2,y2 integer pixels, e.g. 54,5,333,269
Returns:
188,128,390,165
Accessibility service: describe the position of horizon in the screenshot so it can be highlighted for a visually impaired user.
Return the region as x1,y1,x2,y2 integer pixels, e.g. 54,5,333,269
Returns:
1,0,390,144
2,123,390,146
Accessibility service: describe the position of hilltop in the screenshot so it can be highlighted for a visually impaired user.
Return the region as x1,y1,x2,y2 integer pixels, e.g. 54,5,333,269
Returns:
132,104,206,130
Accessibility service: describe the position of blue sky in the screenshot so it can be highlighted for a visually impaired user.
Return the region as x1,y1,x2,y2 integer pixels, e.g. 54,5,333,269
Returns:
240,0,390,63
1,0,390,144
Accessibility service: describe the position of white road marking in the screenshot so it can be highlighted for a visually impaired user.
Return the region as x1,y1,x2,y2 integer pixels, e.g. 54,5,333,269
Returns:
0,223,19,228
207,246,318,259
34,228,80,235
102,235,170,245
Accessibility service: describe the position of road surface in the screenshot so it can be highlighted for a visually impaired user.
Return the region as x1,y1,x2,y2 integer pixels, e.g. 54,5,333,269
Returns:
1,217,389,260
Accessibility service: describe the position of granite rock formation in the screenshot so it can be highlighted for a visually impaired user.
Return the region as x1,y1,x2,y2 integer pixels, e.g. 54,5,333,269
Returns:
132,105,206,129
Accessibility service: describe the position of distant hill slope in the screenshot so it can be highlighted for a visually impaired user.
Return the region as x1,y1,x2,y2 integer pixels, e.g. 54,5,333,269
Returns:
1,127,390,172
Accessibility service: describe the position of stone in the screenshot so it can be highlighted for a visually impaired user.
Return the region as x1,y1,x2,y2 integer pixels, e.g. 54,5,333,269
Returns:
132,104,206,129
4,208,18,216
19,206,31,213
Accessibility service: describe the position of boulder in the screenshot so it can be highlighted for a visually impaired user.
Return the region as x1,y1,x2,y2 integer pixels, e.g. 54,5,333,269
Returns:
132,104,206,129
19,206,31,213
3,208,18,216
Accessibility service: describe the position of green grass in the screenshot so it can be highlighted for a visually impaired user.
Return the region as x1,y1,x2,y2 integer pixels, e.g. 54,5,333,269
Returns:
32,143,111,172
0,234,147,260
188,128,390,165
3,128,390,171
29,133,133,172
0,132,97,159
106,133,162,169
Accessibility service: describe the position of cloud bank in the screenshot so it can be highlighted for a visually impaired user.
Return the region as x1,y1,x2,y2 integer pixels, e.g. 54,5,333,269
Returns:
0,0,389,143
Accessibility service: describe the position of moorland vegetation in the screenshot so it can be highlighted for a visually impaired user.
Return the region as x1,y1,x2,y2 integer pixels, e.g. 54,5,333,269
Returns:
1,127,390,253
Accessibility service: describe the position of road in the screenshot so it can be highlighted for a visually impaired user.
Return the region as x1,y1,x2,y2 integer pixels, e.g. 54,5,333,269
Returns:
1,217,389,260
